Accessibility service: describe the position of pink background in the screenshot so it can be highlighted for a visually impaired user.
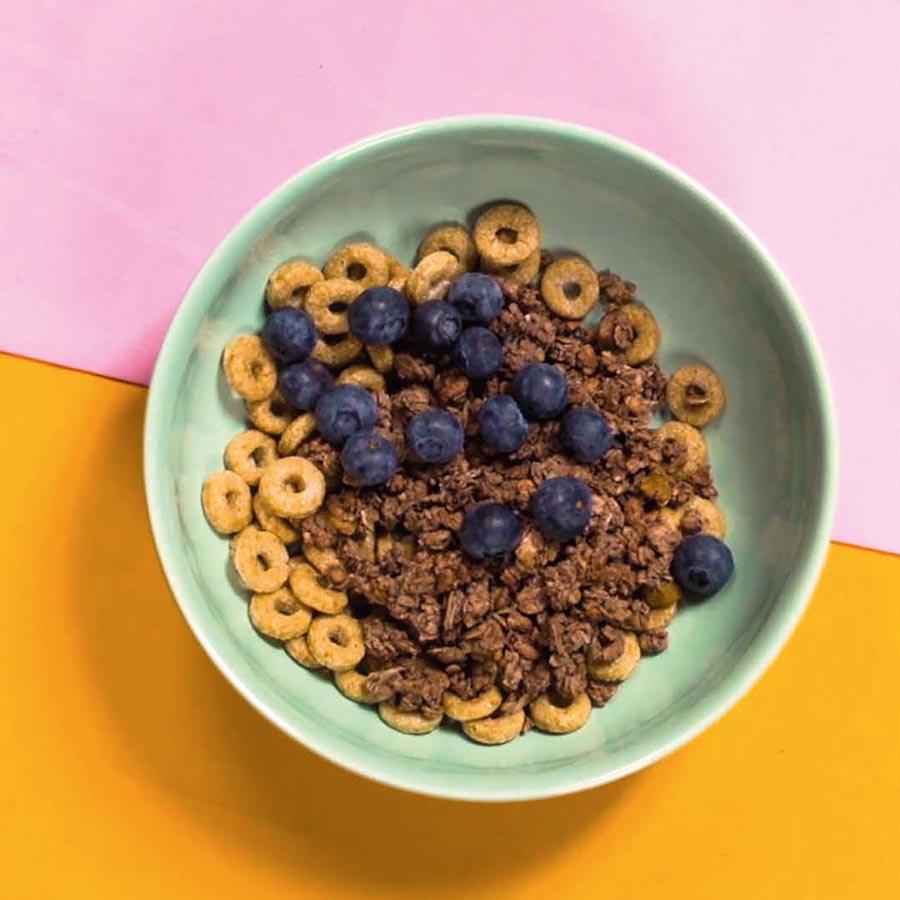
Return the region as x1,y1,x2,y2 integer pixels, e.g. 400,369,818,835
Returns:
1,0,898,553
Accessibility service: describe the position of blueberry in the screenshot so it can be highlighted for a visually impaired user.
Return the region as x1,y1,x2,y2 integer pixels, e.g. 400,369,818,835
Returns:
341,430,399,486
560,406,614,463
511,363,569,420
406,409,465,465
348,286,410,346
278,358,334,411
260,308,317,365
447,272,504,324
315,384,378,446
411,300,462,352
531,476,593,541
478,395,529,454
460,503,524,559
456,327,503,380
672,534,734,597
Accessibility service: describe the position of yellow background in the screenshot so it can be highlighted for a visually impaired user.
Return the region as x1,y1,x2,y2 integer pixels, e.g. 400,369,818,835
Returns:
1,352,897,898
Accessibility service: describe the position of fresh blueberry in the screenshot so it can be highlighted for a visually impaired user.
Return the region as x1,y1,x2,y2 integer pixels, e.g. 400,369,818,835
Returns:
278,358,334,411
348,286,410,346
560,406,615,463
411,300,462,352
478,395,529,454
456,327,504,380
447,272,504,324
260,307,317,365
341,430,399,486
511,363,569,420
315,384,378,446
460,502,524,559
406,409,465,465
531,476,593,541
672,534,735,597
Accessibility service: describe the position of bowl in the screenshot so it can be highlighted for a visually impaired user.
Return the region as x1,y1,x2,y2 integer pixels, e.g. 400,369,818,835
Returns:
144,116,837,801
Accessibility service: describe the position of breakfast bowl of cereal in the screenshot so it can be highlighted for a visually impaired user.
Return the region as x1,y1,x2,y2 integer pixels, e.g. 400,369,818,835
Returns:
144,116,836,800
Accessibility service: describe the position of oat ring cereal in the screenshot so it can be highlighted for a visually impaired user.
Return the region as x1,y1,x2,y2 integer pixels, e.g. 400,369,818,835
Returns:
306,278,364,335
417,224,478,274
231,526,289,593
667,363,727,428
285,634,322,669
288,562,348,614
589,632,641,682
277,412,317,456
201,470,253,534
223,334,277,401
645,603,677,631
265,259,324,309
644,581,683,610
660,496,727,539
473,202,541,265
323,242,389,289
224,429,278,487
252,492,299,543
442,687,503,722
378,702,443,735
385,253,410,292
406,251,459,303
462,710,526,745
313,333,363,368
541,257,600,319
366,344,394,373
247,391,293,435
529,692,592,734
656,421,709,477
257,456,325,520
306,614,365,671
301,545,347,585
337,364,386,393
335,669,377,704
249,587,313,640
482,247,541,288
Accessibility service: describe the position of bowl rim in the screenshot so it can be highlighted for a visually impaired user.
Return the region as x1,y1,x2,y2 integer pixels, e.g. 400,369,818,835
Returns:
144,114,838,802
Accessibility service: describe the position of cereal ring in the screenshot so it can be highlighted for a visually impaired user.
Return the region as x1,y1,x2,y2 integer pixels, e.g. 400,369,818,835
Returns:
375,532,415,561
326,499,358,536
644,580,683,610
312,333,364,368
222,335,277,401
252,492,299,543
301,545,348,585
378,702,443,735
598,303,661,365
285,634,322,669
266,259,324,309
258,456,326,519
417,224,477,274
541,257,600,319
589,632,640,682
249,587,312,640
288,561,348,614
473,203,541,266
462,710,526,745
645,603,677,630
660,496,727,539
201,470,252,534
337,364,386,393
442,686,502,722
323,242,389,289
351,526,376,563
656,422,709,477
366,344,394,373
277,413,317,456
335,669,378,704
306,278,364,335
247,391,293,435
405,251,459,304
667,363,726,428
224,429,277,486
529,693,592,734
481,247,541,288
231,526,289,593
306,614,365,672
386,253,410,292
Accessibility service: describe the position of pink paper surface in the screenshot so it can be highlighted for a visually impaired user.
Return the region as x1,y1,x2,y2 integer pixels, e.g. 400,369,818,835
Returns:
1,0,898,552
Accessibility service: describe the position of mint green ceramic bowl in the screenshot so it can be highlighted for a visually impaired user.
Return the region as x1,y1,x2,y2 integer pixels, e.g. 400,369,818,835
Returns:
144,116,837,801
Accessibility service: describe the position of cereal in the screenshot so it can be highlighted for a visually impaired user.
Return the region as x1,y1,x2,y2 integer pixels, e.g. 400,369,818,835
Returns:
277,413,317,456
417,224,477,274
378,702,443,735
462,710,526,745
385,253,409,291
252,492,300,543
249,587,312,640
301,545,347,585
224,429,277,486
667,363,726,428
247,391,293,435
306,278,363,335
266,259,324,309
661,496,727,539
231,526,289,592
306,614,365,671
366,344,394,373
473,203,541,265
644,580,683,609
442,687,502,722
223,335,277,401
656,421,709,477
481,247,541,288
529,693,592,734
202,470,252,534
285,634,321,669
589,632,640,682
258,456,326,519
312,333,363,368
405,251,459,303
337,364,386,393
323,242,389,289
288,561,348,614
645,603,677,631
541,257,600,319
335,669,378,704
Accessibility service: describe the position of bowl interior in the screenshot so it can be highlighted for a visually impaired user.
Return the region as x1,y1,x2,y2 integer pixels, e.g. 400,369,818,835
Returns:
145,118,835,801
